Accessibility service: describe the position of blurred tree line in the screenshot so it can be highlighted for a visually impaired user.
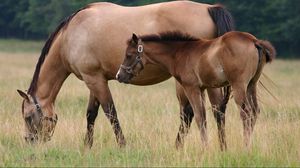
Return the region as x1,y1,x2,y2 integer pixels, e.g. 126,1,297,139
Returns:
0,0,299,57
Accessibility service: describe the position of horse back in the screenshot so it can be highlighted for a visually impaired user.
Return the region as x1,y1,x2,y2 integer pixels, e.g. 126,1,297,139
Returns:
58,1,217,81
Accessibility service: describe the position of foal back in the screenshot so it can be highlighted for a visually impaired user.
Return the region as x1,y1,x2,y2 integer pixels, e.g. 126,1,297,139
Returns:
192,31,275,89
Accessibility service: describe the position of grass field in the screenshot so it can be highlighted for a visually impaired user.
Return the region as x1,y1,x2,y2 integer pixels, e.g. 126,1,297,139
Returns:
0,40,299,167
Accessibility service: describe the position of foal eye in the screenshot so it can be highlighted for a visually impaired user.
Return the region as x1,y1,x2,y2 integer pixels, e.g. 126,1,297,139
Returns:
126,54,133,58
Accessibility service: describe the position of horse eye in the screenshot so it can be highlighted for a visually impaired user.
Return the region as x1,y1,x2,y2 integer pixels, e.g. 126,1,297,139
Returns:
126,54,133,58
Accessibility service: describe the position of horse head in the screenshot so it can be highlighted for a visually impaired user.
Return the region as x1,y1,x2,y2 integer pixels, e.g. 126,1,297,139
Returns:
116,33,145,83
17,90,57,144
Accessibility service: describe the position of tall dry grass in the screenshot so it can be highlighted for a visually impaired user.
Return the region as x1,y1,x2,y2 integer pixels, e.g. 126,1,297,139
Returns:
0,49,299,166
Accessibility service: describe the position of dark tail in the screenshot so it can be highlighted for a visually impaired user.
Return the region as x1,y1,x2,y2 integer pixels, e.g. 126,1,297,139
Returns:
255,40,276,63
208,4,235,37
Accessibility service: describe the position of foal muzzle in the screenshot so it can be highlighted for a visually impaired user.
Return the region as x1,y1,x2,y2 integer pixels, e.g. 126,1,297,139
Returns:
117,56,144,82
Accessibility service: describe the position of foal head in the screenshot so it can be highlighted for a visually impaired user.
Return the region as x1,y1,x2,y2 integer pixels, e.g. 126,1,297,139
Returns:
116,33,145,83
17,90,57,144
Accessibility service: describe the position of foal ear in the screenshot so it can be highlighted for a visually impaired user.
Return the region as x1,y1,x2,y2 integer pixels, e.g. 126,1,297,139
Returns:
132,33,139,44
17,89,29,101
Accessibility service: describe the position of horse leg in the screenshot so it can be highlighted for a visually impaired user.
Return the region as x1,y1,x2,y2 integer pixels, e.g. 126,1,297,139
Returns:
84,92,100,148
102,100,126,147
84,75,126,147
175,82,194,149
184,86,208,147
247,82,260,135
207,87,230,151
232,84,253,147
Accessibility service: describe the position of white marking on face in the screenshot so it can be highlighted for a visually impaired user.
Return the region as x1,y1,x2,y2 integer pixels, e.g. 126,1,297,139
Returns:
116,68,121,79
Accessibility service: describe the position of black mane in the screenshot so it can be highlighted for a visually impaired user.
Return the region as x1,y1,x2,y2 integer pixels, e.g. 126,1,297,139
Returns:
27,5,90,95
140,31,199,42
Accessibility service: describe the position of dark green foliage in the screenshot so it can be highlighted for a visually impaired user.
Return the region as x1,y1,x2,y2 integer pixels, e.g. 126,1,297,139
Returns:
0,0,299,56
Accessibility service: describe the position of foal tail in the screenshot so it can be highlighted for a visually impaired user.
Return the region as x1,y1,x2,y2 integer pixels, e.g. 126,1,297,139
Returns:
208,4,235,36
255,40,276,63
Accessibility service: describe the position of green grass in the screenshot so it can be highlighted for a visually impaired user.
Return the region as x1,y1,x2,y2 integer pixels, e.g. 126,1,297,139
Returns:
0,40,299,167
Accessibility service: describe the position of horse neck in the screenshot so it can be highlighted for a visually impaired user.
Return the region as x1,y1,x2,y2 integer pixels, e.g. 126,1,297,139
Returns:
144,42,182,75
35,48,69,112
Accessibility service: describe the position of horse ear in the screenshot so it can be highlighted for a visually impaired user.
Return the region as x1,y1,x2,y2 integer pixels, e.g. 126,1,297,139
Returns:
17,89,29,101
132,33,138,44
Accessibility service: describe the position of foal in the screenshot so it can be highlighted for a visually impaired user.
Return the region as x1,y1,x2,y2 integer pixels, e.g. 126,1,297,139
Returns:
116,31,275,148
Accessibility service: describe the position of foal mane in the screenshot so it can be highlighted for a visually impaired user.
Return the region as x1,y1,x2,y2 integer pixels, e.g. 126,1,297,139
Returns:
138,31,199,42
27,5,91,95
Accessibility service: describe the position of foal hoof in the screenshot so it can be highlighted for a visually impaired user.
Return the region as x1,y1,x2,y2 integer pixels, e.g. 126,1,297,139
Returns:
220,143,227,151
83,136,93,149
118,139,126,148
84,142,93,149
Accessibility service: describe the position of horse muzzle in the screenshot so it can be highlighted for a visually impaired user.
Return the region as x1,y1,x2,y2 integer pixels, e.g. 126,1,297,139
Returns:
24,133,38,144
116,70,132,84
24,131,53,144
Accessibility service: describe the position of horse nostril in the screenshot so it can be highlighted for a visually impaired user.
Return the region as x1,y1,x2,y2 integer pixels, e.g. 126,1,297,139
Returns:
116,74,123,82
25,135,37,143
25,137,31,143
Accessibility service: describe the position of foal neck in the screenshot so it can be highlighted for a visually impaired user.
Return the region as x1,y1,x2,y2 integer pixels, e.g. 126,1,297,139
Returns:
144,40,201,75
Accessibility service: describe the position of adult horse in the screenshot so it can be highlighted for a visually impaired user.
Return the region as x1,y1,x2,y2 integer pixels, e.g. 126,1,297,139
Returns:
17,1,234,150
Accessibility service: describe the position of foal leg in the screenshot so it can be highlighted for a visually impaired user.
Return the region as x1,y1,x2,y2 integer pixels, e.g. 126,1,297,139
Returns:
84,75,126,147
184,86,208,147
84,92,100,148
247,82,260,134
175,82,194,149
232,84,253,147
207,87,230,151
